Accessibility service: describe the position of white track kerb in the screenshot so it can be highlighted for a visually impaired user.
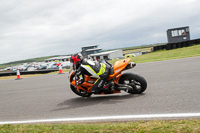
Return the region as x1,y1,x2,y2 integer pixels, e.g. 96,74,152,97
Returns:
1,113,200,125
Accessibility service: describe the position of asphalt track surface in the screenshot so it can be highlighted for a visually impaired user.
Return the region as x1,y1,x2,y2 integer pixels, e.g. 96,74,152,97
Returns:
0,56,200,123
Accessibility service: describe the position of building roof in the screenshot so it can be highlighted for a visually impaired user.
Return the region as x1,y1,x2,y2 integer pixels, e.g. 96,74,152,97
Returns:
90,49,121,56
45,56,71,61
58,56,71,59
82,44,98,48
85,48,102,52
167,26,189,31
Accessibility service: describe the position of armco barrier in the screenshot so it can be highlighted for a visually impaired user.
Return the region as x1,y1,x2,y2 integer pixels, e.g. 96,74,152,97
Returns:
153,38,200,51
0,69,59,77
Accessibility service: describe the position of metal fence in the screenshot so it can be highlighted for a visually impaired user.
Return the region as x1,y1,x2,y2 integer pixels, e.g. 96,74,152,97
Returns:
153,38,200,51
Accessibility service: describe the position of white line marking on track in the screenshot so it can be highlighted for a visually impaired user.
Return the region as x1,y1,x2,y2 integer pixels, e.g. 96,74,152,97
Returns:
1,113,200,125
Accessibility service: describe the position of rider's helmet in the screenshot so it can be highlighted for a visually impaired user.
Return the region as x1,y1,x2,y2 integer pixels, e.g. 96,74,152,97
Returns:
70,53,83,69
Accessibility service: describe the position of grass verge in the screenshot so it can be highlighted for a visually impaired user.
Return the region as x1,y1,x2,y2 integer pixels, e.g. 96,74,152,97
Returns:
110,44,200,64
123,47,153,54
0,119,200,133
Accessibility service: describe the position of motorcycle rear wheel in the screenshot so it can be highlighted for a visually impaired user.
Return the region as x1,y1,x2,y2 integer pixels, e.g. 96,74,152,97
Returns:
119,73,147,94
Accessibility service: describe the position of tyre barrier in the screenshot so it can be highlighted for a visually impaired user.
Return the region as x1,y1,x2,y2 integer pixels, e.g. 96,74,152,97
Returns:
0,69,59,77
153,38,200,51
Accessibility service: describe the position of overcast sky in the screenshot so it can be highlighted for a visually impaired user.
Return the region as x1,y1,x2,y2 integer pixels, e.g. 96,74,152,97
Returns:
0,0,200,64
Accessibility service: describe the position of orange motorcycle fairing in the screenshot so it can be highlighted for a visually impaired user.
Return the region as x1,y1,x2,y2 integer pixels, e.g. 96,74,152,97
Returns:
108,58,130,80
114,74,123,84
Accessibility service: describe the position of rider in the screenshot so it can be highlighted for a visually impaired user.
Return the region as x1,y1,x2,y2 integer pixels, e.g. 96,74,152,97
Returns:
70,53,111,93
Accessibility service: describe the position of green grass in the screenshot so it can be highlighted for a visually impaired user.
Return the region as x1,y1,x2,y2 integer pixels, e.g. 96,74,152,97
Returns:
103,44,160,53
123,47,153,54
110,45,200,64
1,119,200,133
116,43,165,51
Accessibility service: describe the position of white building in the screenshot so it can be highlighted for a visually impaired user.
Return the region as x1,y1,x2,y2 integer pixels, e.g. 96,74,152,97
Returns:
44,56,71,62
81,45,102,58
89,49,123,60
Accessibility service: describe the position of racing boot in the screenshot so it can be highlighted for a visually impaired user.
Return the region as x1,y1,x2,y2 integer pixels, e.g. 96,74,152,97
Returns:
91,79,104,94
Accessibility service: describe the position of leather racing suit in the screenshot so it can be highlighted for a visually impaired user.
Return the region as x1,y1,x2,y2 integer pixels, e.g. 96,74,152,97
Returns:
75,58,111,93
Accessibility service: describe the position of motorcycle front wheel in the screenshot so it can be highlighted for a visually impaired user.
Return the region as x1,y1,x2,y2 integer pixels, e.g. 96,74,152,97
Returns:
70,73,92,97
118,73,147,94
70,85,92,97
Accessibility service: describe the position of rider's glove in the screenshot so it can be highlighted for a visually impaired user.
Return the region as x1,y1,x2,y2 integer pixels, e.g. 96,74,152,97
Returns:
75,70,83,86
76,79,83,86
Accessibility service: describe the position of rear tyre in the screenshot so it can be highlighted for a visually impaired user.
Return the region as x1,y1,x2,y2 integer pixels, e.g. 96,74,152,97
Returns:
119,73,147,94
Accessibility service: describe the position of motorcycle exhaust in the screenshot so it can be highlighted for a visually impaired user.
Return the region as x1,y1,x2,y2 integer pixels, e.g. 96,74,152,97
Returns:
116,84,133,91
125,62,136,70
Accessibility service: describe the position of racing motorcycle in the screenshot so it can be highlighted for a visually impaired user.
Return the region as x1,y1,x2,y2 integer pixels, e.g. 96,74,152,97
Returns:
69,58,147,97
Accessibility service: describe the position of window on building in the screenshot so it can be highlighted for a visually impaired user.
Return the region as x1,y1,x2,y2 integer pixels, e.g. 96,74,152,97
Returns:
171,30,178,37
171,31,174,37
178,30,182,36
186,28,189,32
172,29,186,37
178,29,185,36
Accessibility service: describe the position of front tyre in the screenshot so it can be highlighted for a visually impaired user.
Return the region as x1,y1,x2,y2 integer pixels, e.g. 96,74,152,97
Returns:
70,73,92,97
119,73,147,94
70,85,92,97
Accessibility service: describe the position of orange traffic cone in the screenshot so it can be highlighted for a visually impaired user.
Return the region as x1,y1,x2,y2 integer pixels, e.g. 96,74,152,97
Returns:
58,64,63,74
15,68,22,80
